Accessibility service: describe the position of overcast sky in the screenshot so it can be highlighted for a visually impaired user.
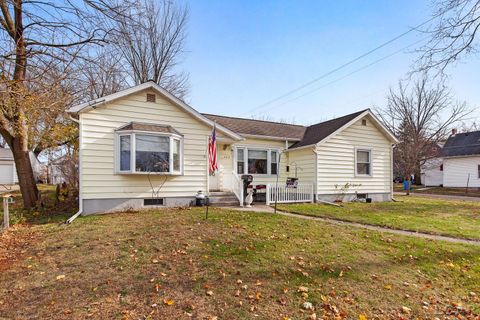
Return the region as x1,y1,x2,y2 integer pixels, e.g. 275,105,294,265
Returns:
182,0,480,125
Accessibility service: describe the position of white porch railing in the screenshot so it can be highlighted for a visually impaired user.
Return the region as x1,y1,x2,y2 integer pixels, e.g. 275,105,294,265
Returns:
231,172,244,206
266,184,314,205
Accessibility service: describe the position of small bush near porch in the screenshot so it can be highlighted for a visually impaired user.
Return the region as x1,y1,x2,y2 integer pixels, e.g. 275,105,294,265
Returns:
277,196,480,240
1,207,479,319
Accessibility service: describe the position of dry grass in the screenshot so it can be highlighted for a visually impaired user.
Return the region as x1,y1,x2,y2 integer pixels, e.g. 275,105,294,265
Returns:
0,207,479,319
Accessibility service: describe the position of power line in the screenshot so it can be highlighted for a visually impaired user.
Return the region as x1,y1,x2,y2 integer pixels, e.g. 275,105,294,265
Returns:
239,15,437,117
251,37,428,118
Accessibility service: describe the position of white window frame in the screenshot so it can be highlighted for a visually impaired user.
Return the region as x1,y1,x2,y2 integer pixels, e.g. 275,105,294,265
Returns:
355,148,372,176
115,131,183,175
234,146,280,176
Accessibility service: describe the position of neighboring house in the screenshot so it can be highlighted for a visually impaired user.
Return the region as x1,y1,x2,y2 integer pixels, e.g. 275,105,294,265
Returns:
421,142,444,187
442,130,480,188
0,148,44,184
68,82,398,215
421,130,480,188
0,148,18,185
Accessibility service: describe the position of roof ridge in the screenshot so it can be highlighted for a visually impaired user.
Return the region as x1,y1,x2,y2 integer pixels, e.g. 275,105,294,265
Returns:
201,113,306,127
305,109,369,129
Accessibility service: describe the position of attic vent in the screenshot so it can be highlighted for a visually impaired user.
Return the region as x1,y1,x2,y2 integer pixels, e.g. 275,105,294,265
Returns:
361,119,367,126
146,93,156,103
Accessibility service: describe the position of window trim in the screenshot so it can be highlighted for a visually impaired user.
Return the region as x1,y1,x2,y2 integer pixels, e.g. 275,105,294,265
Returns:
355,148,372,177
115,130,183,175
234,146,280,176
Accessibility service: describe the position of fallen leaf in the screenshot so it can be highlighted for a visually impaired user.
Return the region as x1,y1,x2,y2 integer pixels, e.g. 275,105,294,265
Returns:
163,299,174,306
206,290,213,296
359,315,367,320
56,275,66,280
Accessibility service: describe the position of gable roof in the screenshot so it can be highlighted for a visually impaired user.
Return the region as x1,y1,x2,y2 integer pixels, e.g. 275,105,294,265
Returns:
202,114,306,140
67,82,243,141
442,130,480,157
289,109,367,148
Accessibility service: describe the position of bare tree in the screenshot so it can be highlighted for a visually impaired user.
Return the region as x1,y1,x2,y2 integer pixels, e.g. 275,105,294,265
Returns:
418,0,480,73
0,0,132,207
376,75,471,194
113,0,189,99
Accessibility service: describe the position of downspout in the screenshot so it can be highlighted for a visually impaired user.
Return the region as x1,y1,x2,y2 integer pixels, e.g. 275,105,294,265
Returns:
65,114,83,224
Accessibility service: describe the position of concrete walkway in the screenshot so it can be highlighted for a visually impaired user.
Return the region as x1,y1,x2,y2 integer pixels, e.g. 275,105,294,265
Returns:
229,205,480,246
394,192,480,202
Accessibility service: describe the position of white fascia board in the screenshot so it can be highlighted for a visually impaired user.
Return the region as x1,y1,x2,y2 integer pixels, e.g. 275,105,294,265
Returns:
68,82,243,141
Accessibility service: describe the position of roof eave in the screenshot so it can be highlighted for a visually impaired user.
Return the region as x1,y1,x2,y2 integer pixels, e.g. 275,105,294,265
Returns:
68,82,243,141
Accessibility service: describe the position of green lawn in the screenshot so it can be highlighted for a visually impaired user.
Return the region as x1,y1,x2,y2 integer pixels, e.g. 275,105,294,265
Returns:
0,207,479,319
277,196,480,240
393,183,480,197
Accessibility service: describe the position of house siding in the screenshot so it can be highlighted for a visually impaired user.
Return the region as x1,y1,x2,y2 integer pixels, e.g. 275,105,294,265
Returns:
315,116,392,200
443,156,480,187
421,157,444,187
284,148,316,186
79,89,224,206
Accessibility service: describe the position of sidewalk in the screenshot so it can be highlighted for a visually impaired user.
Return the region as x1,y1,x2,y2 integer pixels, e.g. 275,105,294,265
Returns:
393,192,480,202
228,204,480,246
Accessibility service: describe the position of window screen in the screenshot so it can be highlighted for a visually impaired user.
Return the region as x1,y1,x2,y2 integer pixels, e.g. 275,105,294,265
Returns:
120,135,131,171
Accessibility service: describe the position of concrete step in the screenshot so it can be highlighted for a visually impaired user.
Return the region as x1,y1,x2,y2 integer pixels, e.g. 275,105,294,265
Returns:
209,201,240,207
209,191,236,196
208,196,239,203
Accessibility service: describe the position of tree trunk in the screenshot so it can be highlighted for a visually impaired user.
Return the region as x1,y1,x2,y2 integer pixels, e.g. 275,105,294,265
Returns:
10,137,39,208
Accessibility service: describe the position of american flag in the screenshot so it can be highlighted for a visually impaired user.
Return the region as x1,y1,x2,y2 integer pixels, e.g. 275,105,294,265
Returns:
208,123,218,174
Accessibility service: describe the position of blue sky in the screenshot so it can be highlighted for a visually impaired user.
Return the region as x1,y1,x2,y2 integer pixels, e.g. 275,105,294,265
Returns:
183,0,480,125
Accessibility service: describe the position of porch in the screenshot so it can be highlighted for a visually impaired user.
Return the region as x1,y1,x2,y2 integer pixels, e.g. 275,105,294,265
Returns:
208,143,314,207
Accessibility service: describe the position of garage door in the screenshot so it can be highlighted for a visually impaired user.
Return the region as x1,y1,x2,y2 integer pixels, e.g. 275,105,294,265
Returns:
0,164,14,184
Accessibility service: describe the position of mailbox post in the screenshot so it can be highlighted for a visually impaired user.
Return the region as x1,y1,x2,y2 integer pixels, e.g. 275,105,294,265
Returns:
2,194,14,231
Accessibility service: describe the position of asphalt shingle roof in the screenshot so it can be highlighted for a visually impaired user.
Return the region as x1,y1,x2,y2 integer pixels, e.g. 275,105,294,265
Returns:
442,130,480,157
202,114,306,140
203,109,369,148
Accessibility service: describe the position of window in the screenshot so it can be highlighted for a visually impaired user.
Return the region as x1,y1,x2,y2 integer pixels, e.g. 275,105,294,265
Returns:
356,149,371,175
271,151,278,175
361,119,367,126
235,148,279,175
248,150,268,174
478,165,480,178
116,132,182,174
237,149,245,174
119,135,131,171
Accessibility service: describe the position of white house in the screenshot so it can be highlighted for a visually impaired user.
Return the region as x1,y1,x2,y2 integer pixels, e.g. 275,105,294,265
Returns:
68,82,398,215
0,148,18,185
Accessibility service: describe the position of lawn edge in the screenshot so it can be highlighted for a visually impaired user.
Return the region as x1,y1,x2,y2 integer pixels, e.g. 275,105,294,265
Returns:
274,206,480,242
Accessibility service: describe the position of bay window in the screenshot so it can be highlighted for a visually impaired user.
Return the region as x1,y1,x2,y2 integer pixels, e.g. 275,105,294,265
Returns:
236,148,279,175
115,123,183,175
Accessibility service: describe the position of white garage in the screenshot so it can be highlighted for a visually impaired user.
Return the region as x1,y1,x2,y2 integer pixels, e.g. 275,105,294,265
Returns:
0,148,18,185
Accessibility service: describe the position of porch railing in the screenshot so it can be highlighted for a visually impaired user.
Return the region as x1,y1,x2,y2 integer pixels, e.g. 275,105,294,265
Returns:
231,172,244,207
266,184,314,205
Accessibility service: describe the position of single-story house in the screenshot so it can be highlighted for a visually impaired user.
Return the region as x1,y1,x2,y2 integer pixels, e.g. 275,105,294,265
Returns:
0,148,18,185
422,130,480,188
68,81,398,215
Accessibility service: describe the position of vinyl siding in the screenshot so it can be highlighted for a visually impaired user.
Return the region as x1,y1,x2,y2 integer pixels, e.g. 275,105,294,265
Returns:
421,158,444,187
443,156,480,187
80,89,226,199
284,148,316,187
316,116,392,195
